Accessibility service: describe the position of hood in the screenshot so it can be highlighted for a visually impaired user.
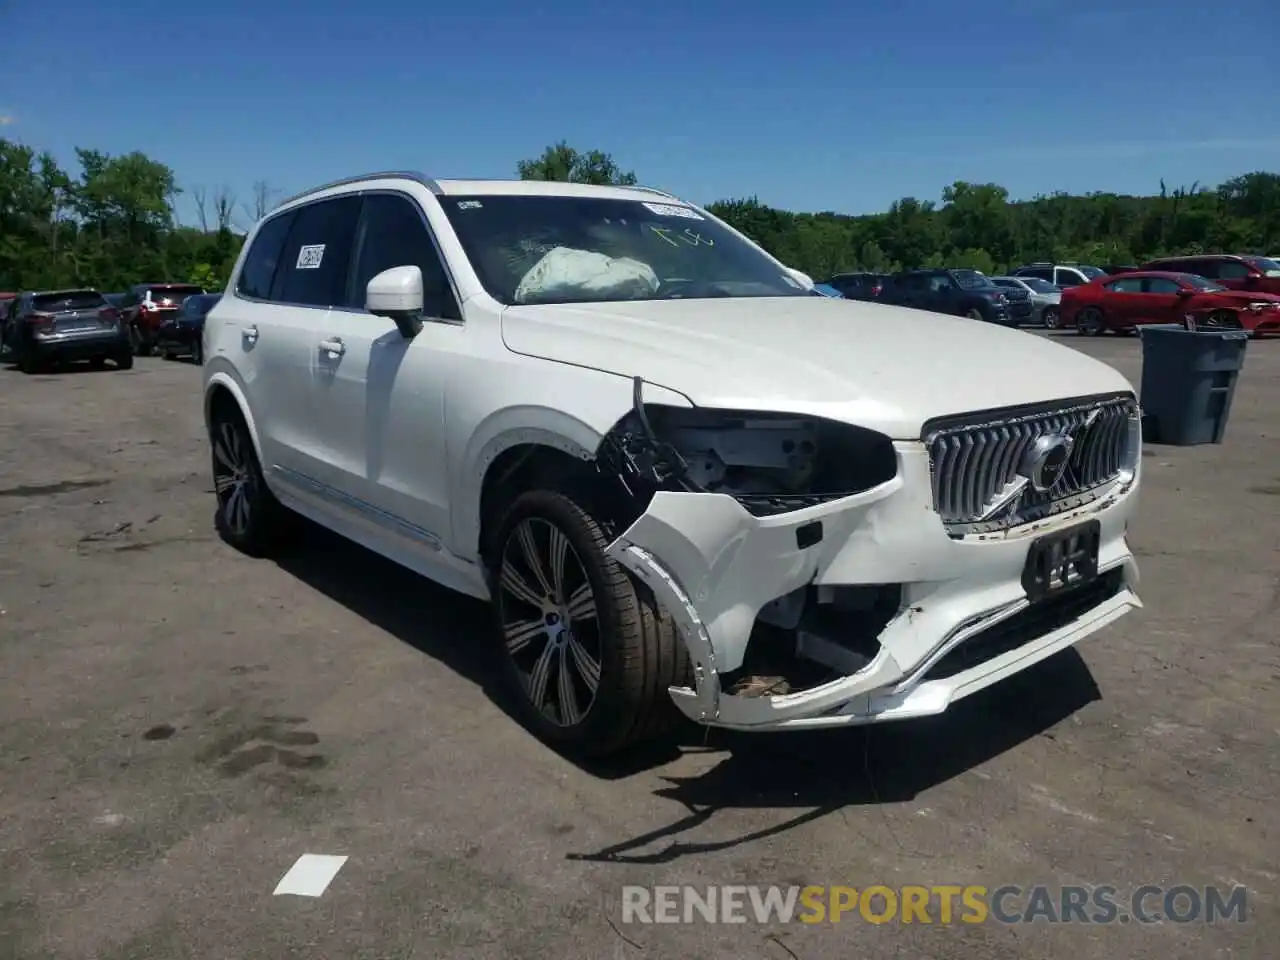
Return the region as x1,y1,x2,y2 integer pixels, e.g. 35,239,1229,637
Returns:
500,297,1134,438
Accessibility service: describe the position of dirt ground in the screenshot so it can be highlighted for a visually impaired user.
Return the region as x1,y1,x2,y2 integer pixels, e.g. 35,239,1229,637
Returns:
0,332,1275,960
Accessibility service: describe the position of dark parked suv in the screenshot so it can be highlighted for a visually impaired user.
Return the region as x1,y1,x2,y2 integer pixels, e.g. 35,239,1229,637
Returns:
155,293,221,363
822,272,890,301
879,269,1016,324
3,289,132,372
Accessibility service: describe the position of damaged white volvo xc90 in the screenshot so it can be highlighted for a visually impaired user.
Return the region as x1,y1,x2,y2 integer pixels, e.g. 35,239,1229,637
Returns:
202,172,1142,757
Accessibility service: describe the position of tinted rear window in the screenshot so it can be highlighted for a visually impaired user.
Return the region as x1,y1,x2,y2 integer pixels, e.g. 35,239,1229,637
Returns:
33,291,106,311
149,286,203,304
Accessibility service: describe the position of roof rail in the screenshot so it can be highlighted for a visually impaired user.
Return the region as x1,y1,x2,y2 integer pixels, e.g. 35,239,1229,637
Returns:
274,171,442,212
630,184,679,199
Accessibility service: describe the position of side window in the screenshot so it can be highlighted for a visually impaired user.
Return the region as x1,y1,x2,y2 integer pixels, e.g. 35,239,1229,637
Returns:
1106,278,1144,293
349,193,460,319
1021,267,1053,281
1179,260,1213,278
928,274,954,292
1216,260,1251,280
1143,278,1181,294
237,211,295,300
274,197,362,307
1055,269,1085,287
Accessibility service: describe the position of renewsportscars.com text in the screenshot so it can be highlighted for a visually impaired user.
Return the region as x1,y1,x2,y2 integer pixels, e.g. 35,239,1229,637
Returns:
621,884,1248,925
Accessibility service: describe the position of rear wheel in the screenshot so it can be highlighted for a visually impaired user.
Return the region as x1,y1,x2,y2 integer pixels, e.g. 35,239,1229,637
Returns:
1042,306,1061,329
1076,307,1105,336
190,337,203,365
210,403,289,557
114,350,134,370
89,356,107,370
489,490,689,758
966,308,985,322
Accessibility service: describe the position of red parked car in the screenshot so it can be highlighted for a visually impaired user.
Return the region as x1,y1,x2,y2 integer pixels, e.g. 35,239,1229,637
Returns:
1060,271,1280,337
1139,254,1280,296
120,283,206,355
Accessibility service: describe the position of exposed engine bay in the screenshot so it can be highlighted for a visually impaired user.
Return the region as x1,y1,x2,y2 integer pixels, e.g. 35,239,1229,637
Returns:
596,377,898,520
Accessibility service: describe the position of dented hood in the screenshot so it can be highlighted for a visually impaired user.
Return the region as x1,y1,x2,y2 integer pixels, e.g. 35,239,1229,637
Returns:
500,297,1133,438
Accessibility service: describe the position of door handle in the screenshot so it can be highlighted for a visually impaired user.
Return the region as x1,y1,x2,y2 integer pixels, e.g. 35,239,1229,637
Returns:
318,337,345,357
242,325,258,345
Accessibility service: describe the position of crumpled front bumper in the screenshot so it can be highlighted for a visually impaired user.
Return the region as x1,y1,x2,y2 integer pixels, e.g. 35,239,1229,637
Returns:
604,440,1141,730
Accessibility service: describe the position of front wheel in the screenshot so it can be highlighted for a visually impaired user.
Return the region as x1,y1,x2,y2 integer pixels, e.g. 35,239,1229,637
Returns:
1042,306,1061,329
489,490,689,758
1076,307,1105,336
1202,310,1240,331
965,308,985,322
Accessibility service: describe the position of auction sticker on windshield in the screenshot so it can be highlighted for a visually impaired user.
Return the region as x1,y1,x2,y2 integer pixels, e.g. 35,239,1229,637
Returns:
642,202,704,220
296,244,325,269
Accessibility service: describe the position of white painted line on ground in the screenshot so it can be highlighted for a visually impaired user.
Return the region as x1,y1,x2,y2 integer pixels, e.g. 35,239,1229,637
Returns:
273,854,349,897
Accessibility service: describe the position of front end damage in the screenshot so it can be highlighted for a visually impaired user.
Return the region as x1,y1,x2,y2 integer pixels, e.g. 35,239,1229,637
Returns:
593,381,1143,730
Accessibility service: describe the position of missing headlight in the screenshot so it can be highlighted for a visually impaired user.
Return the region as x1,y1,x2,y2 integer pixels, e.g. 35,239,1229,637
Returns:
597,386,898,517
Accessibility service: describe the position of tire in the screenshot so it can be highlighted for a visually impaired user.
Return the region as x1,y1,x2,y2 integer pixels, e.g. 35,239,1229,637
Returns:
1203,310,1239,331
1076,307,1105,336
130,325,152,356
966,308,985,322
190,337,203,365
489,489,690,758
1042,306,1061,330
89,356,107,370
114,350,134,370
210,403,289,557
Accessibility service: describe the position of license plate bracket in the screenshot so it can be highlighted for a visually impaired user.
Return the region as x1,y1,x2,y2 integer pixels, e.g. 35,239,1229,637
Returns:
1022,520,1101,603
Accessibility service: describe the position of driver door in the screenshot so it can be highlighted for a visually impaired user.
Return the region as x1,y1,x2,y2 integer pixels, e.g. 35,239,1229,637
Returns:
311,191,465,553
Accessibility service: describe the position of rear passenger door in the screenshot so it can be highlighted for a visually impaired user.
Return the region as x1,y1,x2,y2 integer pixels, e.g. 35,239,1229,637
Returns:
314,191,464,552
256,195,361,494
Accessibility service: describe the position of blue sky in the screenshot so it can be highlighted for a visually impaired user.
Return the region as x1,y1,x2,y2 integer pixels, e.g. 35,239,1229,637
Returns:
3,0,1277,228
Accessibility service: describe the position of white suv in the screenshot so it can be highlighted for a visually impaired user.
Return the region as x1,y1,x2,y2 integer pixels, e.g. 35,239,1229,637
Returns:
202,173,1143,757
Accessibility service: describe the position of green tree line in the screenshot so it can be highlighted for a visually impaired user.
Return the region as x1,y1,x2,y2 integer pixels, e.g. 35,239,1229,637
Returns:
4,136,1278,294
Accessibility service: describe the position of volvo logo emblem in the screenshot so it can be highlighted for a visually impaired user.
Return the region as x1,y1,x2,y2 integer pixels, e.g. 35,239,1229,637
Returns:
1020,434,1073,493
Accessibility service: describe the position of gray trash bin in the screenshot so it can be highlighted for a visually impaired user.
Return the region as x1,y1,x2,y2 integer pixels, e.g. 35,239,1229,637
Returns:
1138,324,1249,445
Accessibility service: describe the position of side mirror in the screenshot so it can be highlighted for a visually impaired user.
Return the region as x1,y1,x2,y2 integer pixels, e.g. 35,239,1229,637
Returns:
786,267,815,291
367,265,424,339
1244,273,1261,286
1175,287,1193,297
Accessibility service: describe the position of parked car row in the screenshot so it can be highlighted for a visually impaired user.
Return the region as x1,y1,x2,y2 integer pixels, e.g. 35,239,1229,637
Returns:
815,254,1279,337
0,283,221,373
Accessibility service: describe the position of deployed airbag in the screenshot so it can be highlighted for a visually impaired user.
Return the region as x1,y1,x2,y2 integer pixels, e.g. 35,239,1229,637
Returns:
514,246,659,304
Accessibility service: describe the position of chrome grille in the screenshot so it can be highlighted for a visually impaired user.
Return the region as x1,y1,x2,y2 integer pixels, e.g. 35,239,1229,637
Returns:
924,394,1139,533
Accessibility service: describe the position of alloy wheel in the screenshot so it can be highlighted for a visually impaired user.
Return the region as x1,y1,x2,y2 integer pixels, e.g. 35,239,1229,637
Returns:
212,419,254,536
497,518,602,727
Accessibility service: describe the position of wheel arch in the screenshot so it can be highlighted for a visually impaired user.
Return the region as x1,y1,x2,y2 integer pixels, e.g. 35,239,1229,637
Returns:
203,370,265,465
458,379,693,565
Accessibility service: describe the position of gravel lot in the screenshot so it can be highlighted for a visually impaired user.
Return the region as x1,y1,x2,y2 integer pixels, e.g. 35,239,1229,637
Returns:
1,333,1276,960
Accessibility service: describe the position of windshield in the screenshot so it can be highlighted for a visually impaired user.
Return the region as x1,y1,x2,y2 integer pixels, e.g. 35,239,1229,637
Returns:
952,270,994,290
1181,274,1227,292
439,195,809,305
1078,266,1107,280
1022,278,1059,293
33,291,106,312
1243,256,1280,275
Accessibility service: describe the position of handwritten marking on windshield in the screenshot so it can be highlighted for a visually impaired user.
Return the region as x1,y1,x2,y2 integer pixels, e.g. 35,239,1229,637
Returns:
647,225,715,248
